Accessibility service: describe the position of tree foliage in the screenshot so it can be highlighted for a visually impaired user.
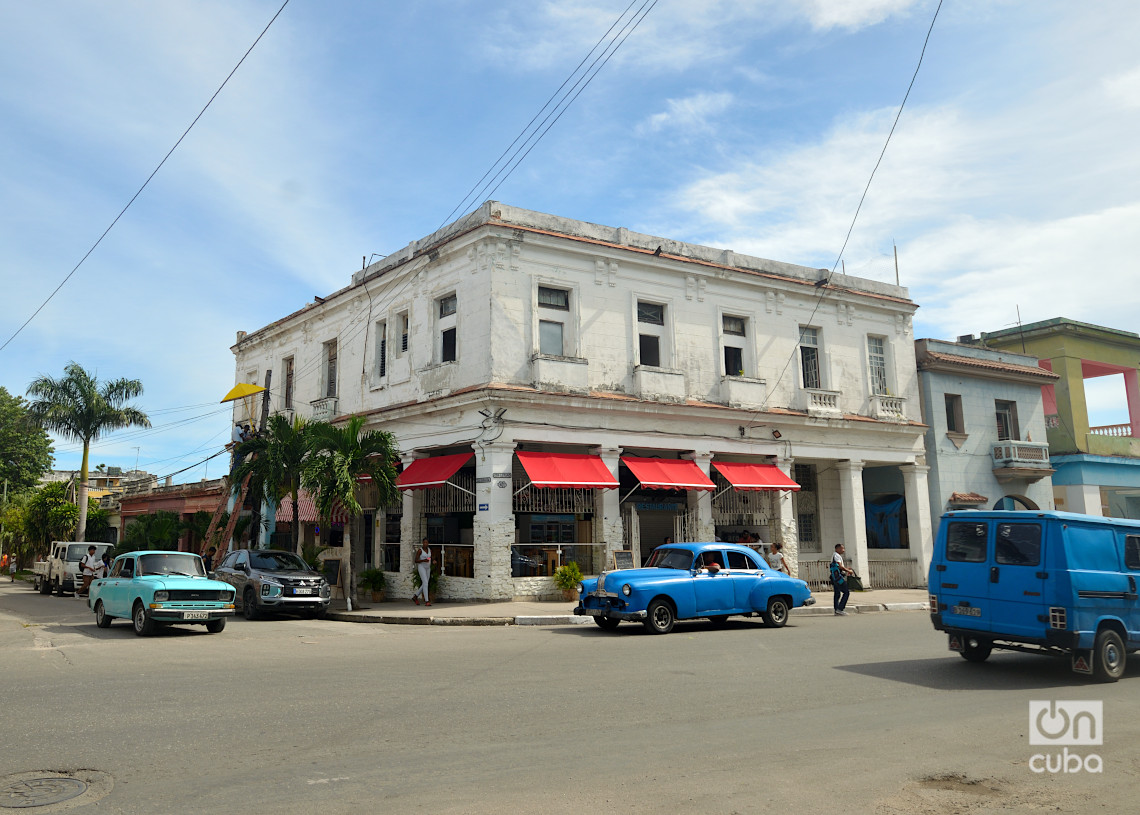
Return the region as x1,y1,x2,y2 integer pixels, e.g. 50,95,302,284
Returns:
119,510,182,554
23,482,79,555
26,361,149,542
0,386,54,493
231,413,313,554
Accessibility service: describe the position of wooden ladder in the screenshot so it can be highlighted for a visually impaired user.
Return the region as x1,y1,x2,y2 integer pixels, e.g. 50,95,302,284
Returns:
200,473,252,562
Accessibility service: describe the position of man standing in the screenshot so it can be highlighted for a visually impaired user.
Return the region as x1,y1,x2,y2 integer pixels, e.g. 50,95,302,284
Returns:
79,545,100,597
203,546,217,573
830,543,854,616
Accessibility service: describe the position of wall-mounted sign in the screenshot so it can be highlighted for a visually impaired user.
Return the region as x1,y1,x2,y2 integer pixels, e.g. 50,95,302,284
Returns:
478,503,490,512
496,480,508,489
492,472,512,478
475,477,491,483
636,502,682,512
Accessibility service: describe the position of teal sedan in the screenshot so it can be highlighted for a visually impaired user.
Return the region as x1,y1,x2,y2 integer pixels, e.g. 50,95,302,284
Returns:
88,551,236,636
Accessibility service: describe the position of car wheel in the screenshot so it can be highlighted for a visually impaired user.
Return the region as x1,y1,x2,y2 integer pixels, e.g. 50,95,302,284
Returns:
762,597,790,628
708,615,730,628
206,618,226,634
593,616,621,631
94,600,112,629
243,588,260,621
643,599,675,635
132,601,155,636
1093,628,1125,682
38,576,51,595
959,636,992,663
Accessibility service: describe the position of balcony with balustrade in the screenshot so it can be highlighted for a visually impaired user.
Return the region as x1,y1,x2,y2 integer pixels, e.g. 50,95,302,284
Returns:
310,396,339,422
991,440,1054,483
799,388,843,419
869,393,907,422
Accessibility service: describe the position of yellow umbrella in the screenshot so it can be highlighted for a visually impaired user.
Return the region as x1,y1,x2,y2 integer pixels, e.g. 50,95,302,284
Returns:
220,383,266,403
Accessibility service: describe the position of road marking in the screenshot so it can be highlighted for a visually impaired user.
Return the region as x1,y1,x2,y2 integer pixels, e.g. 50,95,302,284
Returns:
306,777,350,785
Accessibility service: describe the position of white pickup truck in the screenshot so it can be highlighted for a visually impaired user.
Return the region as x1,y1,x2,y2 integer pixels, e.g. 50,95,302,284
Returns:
33,541,113,596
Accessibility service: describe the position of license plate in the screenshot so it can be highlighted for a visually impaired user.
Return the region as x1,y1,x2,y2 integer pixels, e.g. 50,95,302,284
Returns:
952,605,981,617
292,588,313,595
183,611,209,620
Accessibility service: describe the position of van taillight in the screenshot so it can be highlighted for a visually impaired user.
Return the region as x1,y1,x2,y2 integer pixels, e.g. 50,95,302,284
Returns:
929,594,937,613
1049,607,1067,630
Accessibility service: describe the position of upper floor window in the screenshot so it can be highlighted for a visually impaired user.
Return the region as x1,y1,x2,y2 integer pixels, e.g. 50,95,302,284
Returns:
437,294,458,364
323,340,338,398
722,314,747,376
439,294,457,318
375,321,387,379
538,286,569,310
539,321,564,356
945,394,964,434
722,315,746,336
798,327,821,389
995,400,1019,441
283,356,294,410
399,312,409,354
638,302,665,325
867,336,888,395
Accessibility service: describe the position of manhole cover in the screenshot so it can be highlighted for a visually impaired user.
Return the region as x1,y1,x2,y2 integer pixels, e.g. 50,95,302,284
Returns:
0,772,112,811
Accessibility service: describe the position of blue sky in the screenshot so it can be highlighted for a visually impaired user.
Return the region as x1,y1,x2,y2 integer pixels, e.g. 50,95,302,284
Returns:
2,0,1138,483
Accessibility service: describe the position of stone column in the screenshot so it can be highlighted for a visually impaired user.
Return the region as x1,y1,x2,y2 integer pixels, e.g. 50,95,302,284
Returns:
473,440,517,600
774,457,799,578
397,451,426,599
681,451,714,542
900,463,933,586
1065,483,1103,516
835,460,869,583
593,446,623,571
1125,368,1140,438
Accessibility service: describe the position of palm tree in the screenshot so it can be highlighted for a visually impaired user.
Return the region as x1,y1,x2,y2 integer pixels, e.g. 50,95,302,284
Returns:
304,415,398,611
231,413,314,554
26,362,150,542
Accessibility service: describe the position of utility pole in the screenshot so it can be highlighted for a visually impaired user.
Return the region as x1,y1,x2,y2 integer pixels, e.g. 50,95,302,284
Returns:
244,370,273,550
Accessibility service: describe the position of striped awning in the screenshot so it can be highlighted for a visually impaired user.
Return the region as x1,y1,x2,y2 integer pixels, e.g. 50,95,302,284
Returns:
274,489,348,524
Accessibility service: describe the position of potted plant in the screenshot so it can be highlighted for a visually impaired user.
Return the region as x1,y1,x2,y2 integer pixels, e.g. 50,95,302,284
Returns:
358,568,386,602
411,562,443,602
552,561,584,602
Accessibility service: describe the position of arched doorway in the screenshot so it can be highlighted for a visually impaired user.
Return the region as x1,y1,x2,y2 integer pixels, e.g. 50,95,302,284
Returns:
993,494,1039,511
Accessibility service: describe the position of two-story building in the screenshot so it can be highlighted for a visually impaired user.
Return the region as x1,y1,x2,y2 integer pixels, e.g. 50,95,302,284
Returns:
915,338,1057,529
982,318,1140,519
231,202,934,599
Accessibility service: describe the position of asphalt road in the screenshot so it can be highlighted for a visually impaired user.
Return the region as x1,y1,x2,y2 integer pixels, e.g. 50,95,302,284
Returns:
1,580,1137,814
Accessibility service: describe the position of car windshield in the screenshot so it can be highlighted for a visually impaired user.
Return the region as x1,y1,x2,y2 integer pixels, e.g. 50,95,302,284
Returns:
65,544,89,561
250,551,310,571
138,553,206,577
644,548,696,570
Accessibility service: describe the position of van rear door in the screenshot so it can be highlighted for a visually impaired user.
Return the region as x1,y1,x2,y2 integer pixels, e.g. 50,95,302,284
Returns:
989,520,1046,639
937,519,991,630
1124,535,1140,645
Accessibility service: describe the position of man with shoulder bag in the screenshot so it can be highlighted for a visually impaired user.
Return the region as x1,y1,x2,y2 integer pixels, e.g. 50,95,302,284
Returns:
830,543,855,616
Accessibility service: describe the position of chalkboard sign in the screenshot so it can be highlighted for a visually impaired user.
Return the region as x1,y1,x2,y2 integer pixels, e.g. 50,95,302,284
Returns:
611,550,635,571
323,559,341,587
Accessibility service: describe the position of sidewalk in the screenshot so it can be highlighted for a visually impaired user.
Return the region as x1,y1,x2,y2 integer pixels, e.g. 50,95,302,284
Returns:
326,587,930,627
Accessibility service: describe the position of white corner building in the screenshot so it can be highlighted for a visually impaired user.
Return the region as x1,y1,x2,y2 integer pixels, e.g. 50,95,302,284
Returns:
232,202,933,600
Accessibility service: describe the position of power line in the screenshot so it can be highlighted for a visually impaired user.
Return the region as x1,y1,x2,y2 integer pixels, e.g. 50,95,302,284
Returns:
0,0,291,354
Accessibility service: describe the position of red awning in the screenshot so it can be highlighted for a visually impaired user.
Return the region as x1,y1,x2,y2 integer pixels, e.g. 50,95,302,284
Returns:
516,451,619,489
621,456,716,491
274,489,348,523
712,462,800,492
396,453,473,491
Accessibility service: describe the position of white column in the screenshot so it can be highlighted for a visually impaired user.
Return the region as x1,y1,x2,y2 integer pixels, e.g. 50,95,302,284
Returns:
835,460,869,582
900,463,933,586
398,451,426,599
682,451,714,542
775,457,799,578
593,446,623,571
1125,368,1140,438
1065,483,1103,516
473,440,517,600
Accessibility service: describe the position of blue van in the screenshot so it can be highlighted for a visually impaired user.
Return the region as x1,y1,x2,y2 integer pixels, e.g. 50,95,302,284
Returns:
928,510,1140,682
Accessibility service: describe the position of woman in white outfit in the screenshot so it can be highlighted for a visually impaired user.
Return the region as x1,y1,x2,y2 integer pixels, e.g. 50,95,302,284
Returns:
413,538,432,606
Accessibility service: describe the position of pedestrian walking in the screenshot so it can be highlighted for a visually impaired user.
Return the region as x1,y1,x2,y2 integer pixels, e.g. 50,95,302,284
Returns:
412,538,432,606
830,543,854,616
766,541,791,575
78,545,100,597
8,556,15,582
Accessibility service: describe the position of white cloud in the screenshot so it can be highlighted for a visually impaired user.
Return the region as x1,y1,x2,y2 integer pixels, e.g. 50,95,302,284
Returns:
1103,65,1140,108
638,91,734,135
800,0,919,31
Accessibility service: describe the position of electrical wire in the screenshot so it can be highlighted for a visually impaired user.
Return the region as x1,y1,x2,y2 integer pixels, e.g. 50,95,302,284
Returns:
0,0,291,354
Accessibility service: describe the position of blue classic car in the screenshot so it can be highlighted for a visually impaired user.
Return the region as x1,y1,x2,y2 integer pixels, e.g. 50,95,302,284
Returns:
88,550,236,636
575,542,815,634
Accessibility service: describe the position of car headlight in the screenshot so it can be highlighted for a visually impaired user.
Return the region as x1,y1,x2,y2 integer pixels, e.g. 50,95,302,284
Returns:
153,591,169,602
221,589,235,602
319,582,330,598
622,584,632,596
261,580,283,597
576,582,585,596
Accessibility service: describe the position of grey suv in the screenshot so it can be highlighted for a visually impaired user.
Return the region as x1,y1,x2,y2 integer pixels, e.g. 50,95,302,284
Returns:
212,549,331,620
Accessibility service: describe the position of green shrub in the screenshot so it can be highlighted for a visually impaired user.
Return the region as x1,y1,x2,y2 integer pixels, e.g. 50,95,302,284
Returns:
552,561,584,591
358,568,385,592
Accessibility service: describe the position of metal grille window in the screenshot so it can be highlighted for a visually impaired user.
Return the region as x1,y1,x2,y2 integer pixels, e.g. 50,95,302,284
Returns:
637,301,664,325
793,463,816,491
538,286,569,310
438,294,457,318
868,336,888,395
375,321,387,378
400,313,409,353
797,513,816,543
799,327,820,389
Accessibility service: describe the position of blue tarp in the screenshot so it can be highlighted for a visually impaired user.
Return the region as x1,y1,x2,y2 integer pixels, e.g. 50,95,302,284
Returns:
865,495,905,549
